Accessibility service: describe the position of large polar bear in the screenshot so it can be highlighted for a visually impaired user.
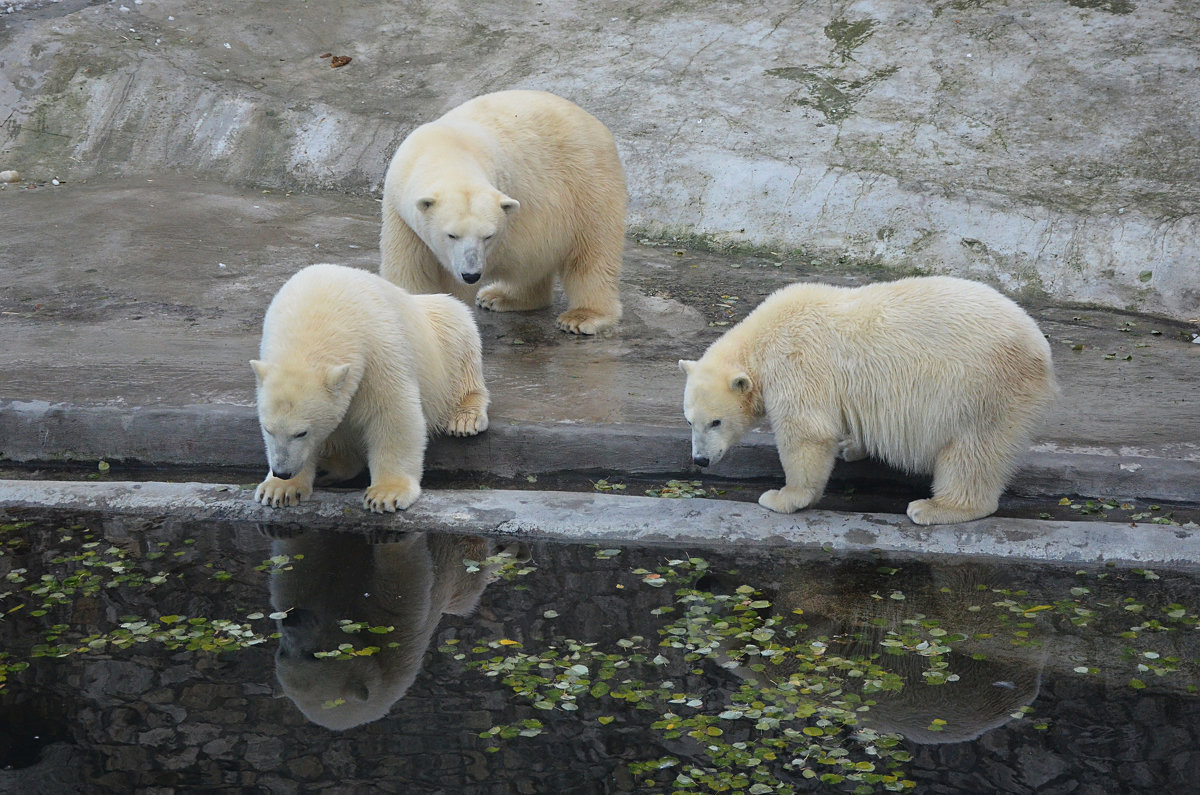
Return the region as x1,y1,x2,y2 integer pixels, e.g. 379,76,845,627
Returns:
252,263,488,513
679,276,1056,525
379,90,627,335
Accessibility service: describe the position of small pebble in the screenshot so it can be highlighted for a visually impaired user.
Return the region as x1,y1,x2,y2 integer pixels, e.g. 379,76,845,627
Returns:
0,170,19,183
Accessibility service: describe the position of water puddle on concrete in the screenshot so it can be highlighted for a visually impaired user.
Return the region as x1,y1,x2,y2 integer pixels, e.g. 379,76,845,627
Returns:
2,509,1199,793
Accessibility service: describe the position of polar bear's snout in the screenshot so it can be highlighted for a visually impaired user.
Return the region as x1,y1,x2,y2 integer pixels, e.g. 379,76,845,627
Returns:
453,242,485,284
264,434,315,482
689,428,731,468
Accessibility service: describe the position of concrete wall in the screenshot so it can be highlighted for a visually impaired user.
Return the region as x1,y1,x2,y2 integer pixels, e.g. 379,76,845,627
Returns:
2,0,1197,318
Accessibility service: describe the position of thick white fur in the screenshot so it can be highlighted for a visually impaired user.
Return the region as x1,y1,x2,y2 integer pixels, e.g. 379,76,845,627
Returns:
680,276,1057,525
380,90,627,335
252,263,489,513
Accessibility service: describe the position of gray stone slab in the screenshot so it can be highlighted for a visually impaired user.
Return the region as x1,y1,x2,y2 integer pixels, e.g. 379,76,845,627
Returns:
3,479,1199,569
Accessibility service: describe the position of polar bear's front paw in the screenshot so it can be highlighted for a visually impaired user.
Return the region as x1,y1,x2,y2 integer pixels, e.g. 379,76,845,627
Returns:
447,406,489,436
476,284,518,312
837,438,869,462
556,308,618,335
363,476,420,513
906,498,994,526
255,476,313,508
758,487,817,514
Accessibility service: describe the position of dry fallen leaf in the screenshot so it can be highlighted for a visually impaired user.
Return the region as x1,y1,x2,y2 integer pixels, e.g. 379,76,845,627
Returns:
330,55,352,68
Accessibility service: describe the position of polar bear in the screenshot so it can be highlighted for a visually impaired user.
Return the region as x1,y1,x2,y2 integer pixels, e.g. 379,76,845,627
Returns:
252,263,488,513
679,276,1056,525
379,90,627,335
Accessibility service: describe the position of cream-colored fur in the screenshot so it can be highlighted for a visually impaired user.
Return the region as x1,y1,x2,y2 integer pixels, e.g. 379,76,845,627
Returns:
679,276,1057,525
380,90,627,335
252,263,488,513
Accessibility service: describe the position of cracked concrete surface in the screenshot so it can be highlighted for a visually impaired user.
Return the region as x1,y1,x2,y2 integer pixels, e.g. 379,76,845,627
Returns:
2,0,1198,317
1,179,1197,505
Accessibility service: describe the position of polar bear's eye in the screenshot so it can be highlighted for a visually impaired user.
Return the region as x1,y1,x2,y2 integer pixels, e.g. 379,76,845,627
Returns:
293,431,308,439
447,233,459,240
483,234,494,241
710,419,722,428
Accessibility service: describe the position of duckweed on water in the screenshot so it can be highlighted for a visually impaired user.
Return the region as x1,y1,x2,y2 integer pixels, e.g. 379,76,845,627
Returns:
0,519,280,686
445,558,919,793
442,555,1200,793
6,515,1200,789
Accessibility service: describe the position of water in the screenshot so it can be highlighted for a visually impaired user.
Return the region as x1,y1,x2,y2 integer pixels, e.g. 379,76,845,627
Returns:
2,508,1199,793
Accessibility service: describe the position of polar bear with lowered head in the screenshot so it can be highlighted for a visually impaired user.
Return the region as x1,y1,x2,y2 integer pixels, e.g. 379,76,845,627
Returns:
252,263,488,513
380,90,626,335
679,276,1056,525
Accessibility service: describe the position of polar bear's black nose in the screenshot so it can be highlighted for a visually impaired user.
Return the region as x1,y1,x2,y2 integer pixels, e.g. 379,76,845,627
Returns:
461,272,481,284
693,456,710,468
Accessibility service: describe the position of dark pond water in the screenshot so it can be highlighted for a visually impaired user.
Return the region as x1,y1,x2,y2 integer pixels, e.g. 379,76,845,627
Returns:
2,508,1200,794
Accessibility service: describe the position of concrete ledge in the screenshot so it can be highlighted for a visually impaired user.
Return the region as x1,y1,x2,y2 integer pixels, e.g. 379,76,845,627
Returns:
3,400,1198,503
3,479,1199,569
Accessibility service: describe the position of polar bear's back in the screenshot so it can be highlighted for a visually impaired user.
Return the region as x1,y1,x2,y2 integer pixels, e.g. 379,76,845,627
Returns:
743,276,1055,472
261,264,483,431
441,90,619,161
260,264,418,363
408,90,625,216
750,275,1051,373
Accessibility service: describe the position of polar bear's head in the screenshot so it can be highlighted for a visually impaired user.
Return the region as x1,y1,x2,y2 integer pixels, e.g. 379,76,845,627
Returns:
410,183,519,285
251,359,355,480
679,358,761,468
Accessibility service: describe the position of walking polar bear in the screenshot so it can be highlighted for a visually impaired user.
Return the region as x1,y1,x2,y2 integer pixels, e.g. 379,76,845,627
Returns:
680,276,1057,525
379,90,627,335
252,263,488,513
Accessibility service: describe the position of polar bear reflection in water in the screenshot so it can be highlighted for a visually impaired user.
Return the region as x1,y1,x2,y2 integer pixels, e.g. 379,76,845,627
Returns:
265,528,529,730
714,559,1046,745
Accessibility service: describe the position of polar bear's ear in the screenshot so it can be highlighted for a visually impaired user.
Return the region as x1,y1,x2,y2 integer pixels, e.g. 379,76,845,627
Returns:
499,195,520,214
730,373,753,394
416,197,436,212
678,359,696,375
250,359,269,383
325,363,352,393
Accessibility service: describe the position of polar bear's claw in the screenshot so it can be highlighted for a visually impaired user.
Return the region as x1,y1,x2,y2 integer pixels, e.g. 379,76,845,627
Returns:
555,308,616,335
447,407,489,436
255,476,312,508
363,478,420,513
906,498,993,526
758,487,817,514
475,285,515,312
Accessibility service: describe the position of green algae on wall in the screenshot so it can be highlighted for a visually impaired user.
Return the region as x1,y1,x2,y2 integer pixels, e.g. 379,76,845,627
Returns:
766,65,900,123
